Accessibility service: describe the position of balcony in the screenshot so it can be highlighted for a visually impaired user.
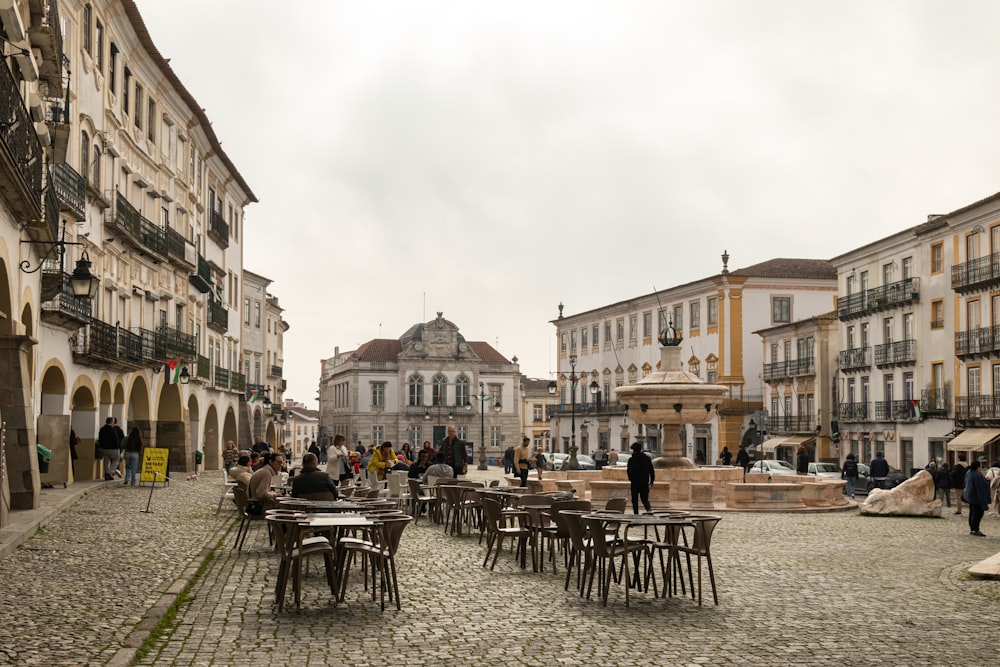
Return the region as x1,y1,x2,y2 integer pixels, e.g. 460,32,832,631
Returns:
157,325,197,360
39,263,92,329
768,415,817,433
837,402,870,421
0,51,44,223
717,396,764,416
73,319,143,371
208,297,228,333
837,277,920,321
952,253,1000,293
269,365,283,378
955,394,1000,423
545,401,625,420
165,226,196,269
214,366,230,389
920,388,950,418
105,192,167,260
955,325,1000,359
51,163,86,219
208,208,229,249
874,400,918,422
874,339,917,367
196,354,211,381
189,254,213,294
838,347,871,372
763,357,815,382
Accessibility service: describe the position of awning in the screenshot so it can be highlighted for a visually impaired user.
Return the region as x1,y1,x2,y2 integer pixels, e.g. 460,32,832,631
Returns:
946,428,1000,452
762,435,816,453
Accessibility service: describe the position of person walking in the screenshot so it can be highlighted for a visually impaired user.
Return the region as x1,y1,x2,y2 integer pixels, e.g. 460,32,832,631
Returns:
985,461,1000,516
720,446,733,466
935,462,952,508
627,441,655,514
951,455,968,515
595,446,607,470
608,449,619,466
534,447,547,481
97,417,120,481
325,434,350,486
123,427,143,486
841,453,859,496
438,426,467,478
963,460,990,536
502,445,515,475
736,443,751,471
869,452,890,490
223,440,239,473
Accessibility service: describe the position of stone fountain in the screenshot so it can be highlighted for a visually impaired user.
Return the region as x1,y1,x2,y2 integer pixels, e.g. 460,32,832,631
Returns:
614,326,727,468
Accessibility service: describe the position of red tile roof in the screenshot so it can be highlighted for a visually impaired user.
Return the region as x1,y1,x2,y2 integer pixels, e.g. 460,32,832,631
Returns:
730,258,836,280
468,342,510,365
355,339,402,362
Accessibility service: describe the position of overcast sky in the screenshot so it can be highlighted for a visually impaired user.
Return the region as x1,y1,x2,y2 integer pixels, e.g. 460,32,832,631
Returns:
134,0,1000,407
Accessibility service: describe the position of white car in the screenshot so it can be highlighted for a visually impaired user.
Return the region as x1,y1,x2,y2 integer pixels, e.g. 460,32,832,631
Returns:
808,462,842,479
747,459,796,475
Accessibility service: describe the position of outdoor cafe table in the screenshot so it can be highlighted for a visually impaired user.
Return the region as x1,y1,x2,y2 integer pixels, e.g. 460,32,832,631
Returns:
582,513,693,597
299,513,379,594
279,498,366,512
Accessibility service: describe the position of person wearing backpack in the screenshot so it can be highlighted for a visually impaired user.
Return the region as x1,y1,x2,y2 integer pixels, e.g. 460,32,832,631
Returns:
951,455,968,515
841,453,859,496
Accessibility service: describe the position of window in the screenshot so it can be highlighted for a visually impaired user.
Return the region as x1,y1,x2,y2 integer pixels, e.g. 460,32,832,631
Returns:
254,302,261,328
458,426,469,440
707,297,718,326
672,305,683,333
432,374,447,406
658,309,667,332
254,361,260,383
560,333,567,353
616,318,624,342
109,43,118,93
592,324,599,348
968,366,981,397
772,297,791,323
688,357,700,376
882,262,893,286
490,425,501,448
883,317,893,343
904,371,915,400
95,20,104,70
690,301,700,329
570,330,577,352
372,426,383,445
243,298,250,325
581,327,588,349
604,321,611,344
643,311,652,337
902,256,913,279
91,144,100,188
930,300,944,329
846,325,855,349
533,405,543,422
123,66,131,115
846,273,856,295
83,4,93,54
903,313,914,341
455,375,470,407
147,98,156,142
371,382,385,408
489,383,502,407
134,83,143,128
408,374,423,406
931,242,944,274
860,322,869,348
770,343,778,363
884,374,894,403
629,315,637,342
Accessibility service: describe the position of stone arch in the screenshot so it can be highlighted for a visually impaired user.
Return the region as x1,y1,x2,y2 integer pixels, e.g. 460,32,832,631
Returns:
202,397,220,470
0,257,12,336
222,405,238,455
70,381,99,481
155,384,187,471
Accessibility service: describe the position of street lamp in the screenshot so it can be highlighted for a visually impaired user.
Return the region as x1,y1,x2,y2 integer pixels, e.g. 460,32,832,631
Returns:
552,354,582,470
19,220,99,299
476,382,501,470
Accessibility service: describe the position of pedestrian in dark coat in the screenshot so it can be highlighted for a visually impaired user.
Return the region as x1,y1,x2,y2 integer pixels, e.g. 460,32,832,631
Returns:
626,441,655,514
963,460,990,536
934,463,952,507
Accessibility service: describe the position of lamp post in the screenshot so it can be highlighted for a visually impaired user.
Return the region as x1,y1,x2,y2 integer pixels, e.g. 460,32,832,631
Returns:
548,354,582,470
19,220,99,299
476,382,501,470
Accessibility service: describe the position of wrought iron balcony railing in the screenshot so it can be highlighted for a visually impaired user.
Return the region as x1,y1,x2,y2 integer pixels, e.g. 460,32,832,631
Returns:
837,277,920,321
269,365,283,378
920,388,950,417
955,394,1000,421
214,366,230,389
51,163,86,219
0,53,44,220
837,402,869,421
189,254,212,293
208,298,228,332
767,415,817,433
763,357,815,381
39,263,92,328
874,339,917,367
874,399,919,422
838,347,871,372
955,325,1000,358
73,319,143,371
952,253,1000,293
208,208,229,248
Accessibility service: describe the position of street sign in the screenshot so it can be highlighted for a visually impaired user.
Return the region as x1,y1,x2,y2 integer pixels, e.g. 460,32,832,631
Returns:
140,447,169,484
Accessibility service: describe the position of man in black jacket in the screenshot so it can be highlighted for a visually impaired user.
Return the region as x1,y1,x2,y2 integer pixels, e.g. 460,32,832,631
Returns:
627,442,655,514
291,453,339,499
98,417,120,481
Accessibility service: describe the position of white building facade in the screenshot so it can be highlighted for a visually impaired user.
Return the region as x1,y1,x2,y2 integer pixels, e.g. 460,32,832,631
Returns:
550,254,837,463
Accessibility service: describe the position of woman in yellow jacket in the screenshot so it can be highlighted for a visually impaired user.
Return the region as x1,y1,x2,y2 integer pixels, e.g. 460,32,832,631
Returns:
367,441,397,481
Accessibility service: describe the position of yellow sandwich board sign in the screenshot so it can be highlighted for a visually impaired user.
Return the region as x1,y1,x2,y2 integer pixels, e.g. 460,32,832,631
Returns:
140,447,169,484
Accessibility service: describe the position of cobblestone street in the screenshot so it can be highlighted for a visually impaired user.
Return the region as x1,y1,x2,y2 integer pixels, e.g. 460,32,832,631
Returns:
3,475,1000,666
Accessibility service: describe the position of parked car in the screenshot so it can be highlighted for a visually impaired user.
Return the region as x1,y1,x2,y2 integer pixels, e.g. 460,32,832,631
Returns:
808,462,842,479
747,459,797,475
609,451,652,467
566,454,596,470
542,452,569,471
854,463,907,494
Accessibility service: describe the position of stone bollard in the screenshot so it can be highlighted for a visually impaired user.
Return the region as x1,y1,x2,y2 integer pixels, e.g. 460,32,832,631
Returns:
689,482,714,510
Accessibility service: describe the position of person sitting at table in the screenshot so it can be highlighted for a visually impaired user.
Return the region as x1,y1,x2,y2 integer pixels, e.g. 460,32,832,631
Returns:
390,454,410,472
626,441,655,514
228,454,254,490
249,451,264,471
291,453,340,500
409,450,431,479
421,452,454,484
367,441,397,481
248,452,286,511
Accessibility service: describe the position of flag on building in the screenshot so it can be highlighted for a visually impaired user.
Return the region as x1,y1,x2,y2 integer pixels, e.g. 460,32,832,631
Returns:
165,359,182,384
249,390,260,404
910,399,922,420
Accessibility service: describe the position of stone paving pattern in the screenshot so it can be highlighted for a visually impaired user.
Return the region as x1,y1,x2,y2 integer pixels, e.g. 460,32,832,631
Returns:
3,471,1000,666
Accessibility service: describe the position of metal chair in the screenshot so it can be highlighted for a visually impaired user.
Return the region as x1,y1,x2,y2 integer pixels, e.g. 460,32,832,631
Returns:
582,515,652,607
231,486,268,551
338,515,413,610
480,497,535,571
266,514,336,611
674,515,721,606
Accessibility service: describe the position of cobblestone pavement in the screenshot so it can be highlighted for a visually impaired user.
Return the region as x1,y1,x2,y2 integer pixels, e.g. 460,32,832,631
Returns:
4,473,1000,666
